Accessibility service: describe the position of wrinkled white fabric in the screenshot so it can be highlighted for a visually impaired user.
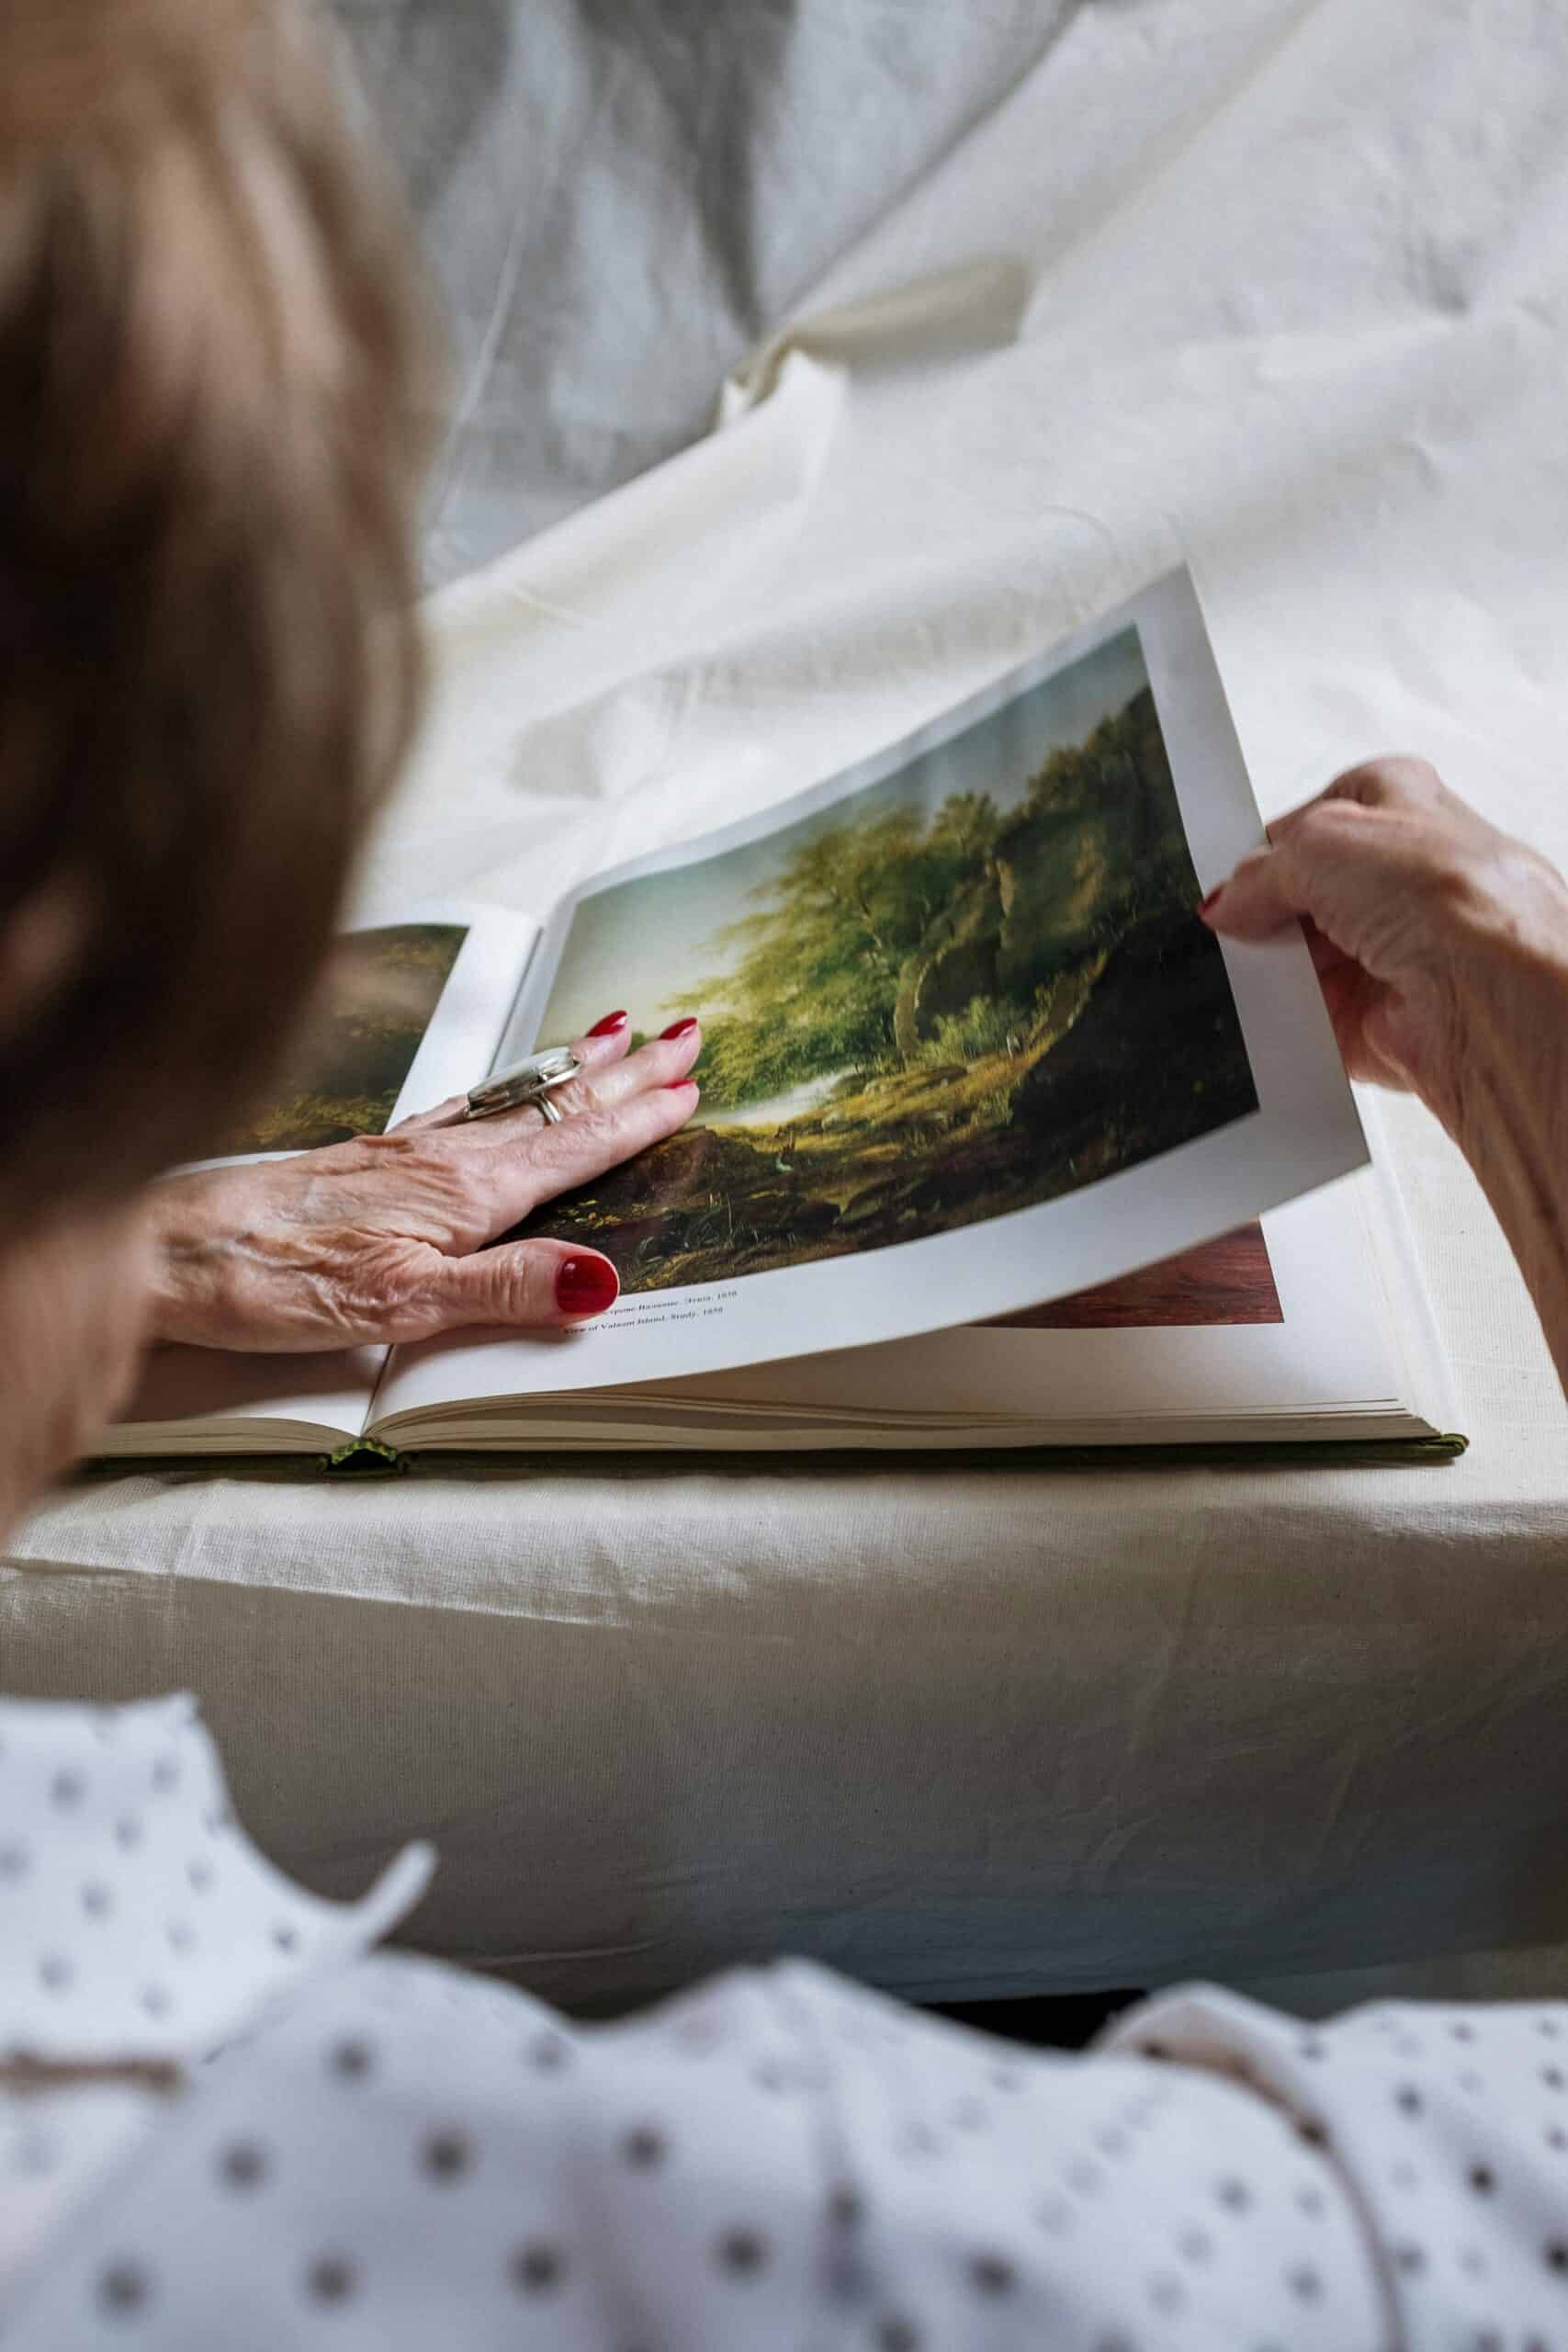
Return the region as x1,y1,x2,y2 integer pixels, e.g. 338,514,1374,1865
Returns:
7,0,1568,2009
325,2,1077,578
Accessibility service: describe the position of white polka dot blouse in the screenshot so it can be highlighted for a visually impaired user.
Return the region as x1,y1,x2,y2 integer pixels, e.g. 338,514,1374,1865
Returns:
3,1694,1564,2350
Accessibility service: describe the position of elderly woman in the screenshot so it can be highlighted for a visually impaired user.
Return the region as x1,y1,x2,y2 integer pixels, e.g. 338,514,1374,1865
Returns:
4,6,1568,2348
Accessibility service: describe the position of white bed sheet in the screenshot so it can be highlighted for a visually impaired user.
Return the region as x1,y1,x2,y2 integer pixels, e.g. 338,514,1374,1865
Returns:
328,0,1077,581
6,0,1568,2007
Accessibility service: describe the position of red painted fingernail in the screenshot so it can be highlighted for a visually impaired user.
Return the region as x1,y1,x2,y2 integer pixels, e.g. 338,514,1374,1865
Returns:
659,1017,699,1041
555,1255,619,1317
587,1009,628,1036
662,1078,698,1093
1197,886,1224,918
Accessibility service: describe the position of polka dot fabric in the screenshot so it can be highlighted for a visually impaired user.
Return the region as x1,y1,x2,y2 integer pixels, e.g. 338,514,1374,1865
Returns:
0,1697,1545,2351
0,1696,432,2064
6,1953,1385,2351
0,2082,154,2312
1105,1984,1568,2350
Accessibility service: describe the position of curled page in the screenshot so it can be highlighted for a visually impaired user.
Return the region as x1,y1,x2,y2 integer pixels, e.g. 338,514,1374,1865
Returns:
377,568,1368,1425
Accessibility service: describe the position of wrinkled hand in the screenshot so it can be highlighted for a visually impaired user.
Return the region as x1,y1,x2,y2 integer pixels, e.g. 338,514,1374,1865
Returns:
1201,756,1568,1139
146,1014,701,1350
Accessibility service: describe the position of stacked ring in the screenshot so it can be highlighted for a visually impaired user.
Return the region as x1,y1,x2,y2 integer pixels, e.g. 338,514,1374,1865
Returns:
458,1045,582,1125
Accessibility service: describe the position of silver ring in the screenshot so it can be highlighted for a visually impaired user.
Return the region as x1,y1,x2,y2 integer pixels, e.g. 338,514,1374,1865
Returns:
459,1044,581,1125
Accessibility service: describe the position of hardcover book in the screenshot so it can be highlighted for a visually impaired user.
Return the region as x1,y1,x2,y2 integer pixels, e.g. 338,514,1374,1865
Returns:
105,571,1459,1463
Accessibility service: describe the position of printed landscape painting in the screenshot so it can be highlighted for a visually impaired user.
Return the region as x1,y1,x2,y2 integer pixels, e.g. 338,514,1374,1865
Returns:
525,628,1261,1306
222,923,468,1154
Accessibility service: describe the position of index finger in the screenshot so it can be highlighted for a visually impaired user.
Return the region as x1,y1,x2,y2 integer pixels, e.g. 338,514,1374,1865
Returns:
1268,756,1446,837
422,1073,700,1247
504,1076,701,1223
389,1010,636,1135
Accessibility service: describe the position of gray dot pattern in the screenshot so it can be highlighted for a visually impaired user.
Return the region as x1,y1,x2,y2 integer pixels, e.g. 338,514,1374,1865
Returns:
1,1696,1562,2350
1104,1984,1568,2352
0,1949,1399,2351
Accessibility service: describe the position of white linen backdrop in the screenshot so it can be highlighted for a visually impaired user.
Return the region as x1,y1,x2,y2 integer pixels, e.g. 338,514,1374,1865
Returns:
6,0,1568,2010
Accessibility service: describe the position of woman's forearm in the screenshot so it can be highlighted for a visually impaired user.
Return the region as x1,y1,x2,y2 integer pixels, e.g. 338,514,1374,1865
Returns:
1202,761,1568,1399
1447,929,1568,1397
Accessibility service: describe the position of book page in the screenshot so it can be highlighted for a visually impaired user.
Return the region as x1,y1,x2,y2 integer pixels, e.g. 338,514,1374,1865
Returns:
102,1343,387,1453
107,907,538,1448
622,1181,1404,1429
373,570,1368,1426
177,907,536,1173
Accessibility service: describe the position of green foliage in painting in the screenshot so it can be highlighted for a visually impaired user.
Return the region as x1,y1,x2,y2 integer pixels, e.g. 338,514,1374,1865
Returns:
670,688,1198,1109
511,679,1259,1298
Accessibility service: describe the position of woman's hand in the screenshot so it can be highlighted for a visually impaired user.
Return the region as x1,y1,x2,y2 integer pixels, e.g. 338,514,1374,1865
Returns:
1201,756,1568,1135
145,1013,701,1351
1202,756,1568,1394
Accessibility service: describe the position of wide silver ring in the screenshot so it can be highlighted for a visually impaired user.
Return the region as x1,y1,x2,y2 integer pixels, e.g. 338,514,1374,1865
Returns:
459,1045,581,1125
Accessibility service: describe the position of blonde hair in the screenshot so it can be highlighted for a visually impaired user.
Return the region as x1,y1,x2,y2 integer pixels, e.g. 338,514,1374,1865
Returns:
0,0,434,1224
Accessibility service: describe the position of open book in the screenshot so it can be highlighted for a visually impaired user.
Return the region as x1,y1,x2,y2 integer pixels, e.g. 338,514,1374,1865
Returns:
107,571,1461,1462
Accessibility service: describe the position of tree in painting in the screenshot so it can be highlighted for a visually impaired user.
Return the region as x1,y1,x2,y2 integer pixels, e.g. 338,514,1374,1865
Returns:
516,685,1257,1292
673,687,1201,1107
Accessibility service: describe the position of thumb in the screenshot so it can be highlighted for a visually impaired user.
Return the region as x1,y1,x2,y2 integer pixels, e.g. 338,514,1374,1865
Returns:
1199,844,1307,943
425,1240,621,1332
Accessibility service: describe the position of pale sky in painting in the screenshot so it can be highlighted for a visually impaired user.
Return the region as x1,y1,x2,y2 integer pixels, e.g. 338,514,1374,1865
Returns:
538,628,1149,1042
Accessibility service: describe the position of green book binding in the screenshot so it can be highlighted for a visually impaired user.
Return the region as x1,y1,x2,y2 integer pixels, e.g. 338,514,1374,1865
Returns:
321,1437,410,1476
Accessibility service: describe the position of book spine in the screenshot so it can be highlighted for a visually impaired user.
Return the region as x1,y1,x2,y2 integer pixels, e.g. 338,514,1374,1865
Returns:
321,1437,410,1476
